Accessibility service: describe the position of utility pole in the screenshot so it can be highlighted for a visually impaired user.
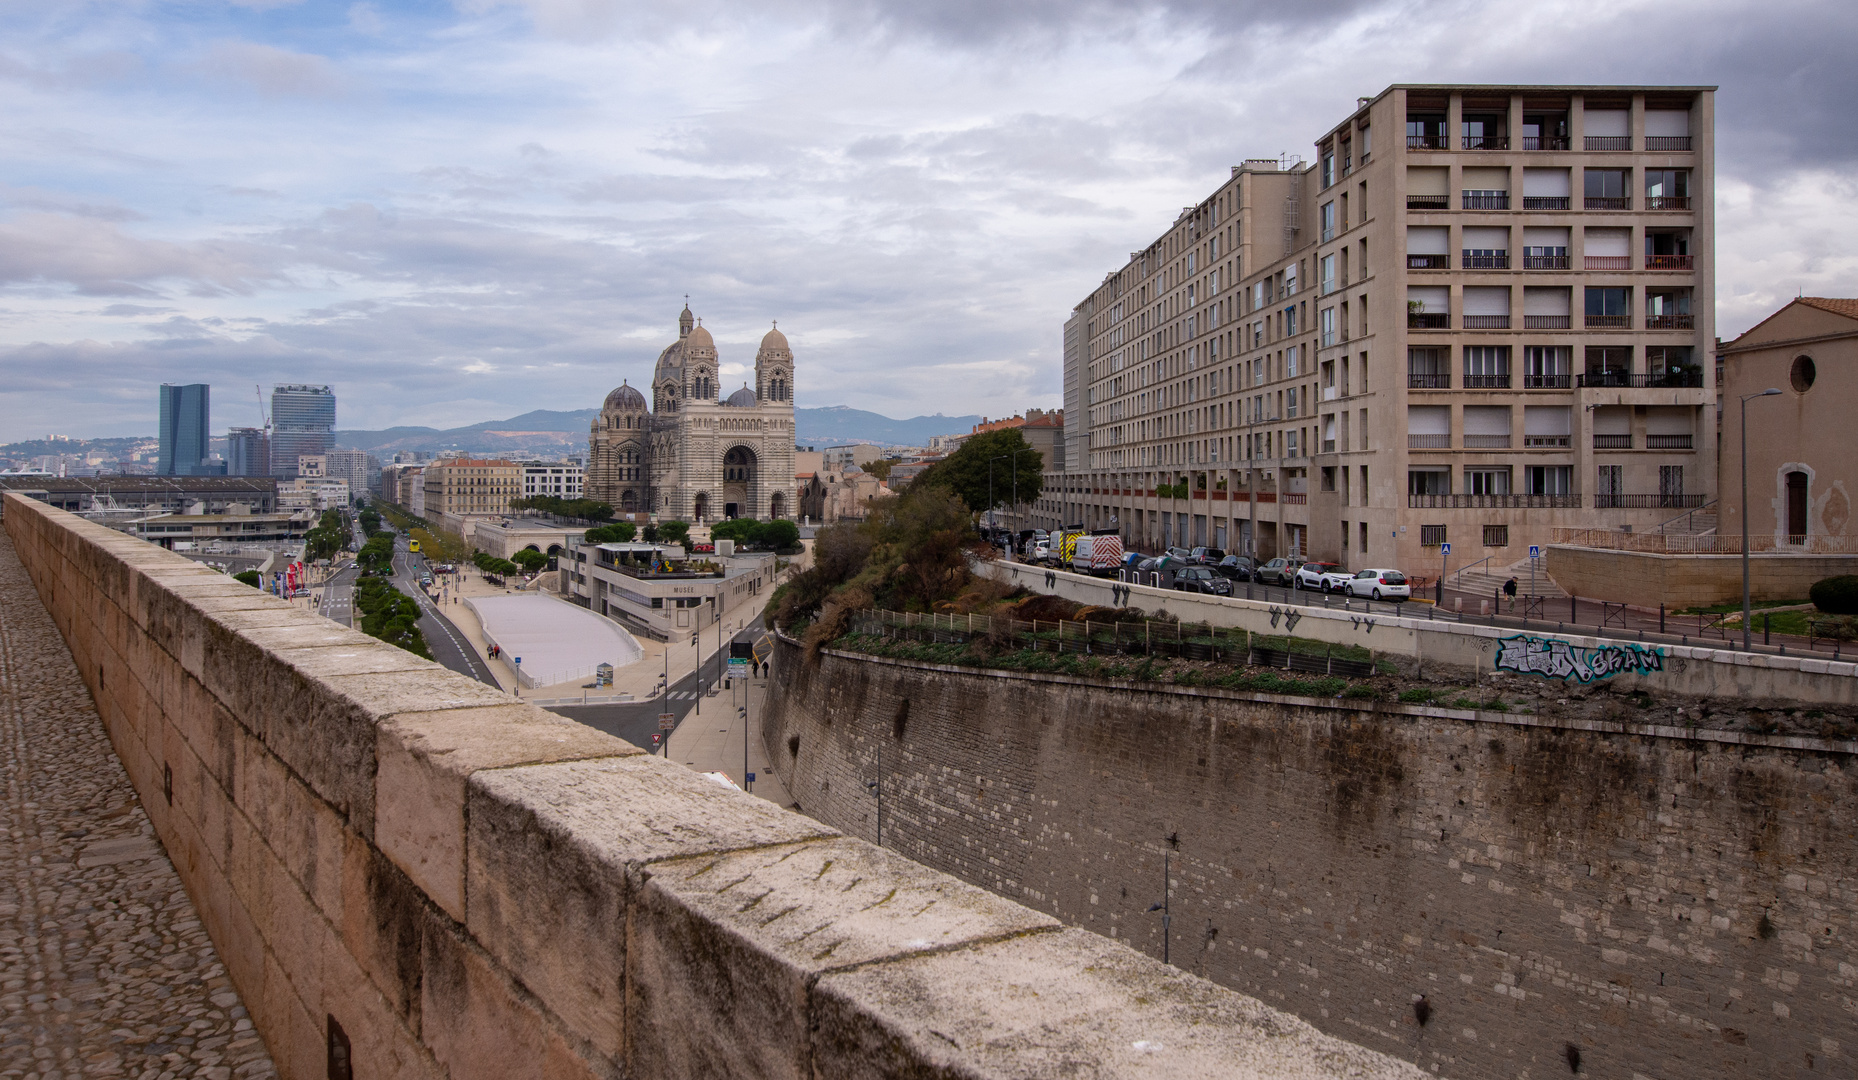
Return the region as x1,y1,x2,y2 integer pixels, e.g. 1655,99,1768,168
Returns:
1741,388,1784,649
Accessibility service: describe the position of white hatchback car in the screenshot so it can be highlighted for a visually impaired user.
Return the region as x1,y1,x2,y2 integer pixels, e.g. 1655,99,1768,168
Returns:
1345,568,1412,601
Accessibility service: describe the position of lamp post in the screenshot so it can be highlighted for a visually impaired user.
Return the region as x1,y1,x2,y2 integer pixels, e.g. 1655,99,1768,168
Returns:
1146,848,1172,965
1741,388,1784,650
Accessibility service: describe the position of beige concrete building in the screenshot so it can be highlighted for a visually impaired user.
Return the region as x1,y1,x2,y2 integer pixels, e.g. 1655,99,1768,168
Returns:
421,459,521,518
585,305,797,522
1718,297,1856,550
1040,84,1716,576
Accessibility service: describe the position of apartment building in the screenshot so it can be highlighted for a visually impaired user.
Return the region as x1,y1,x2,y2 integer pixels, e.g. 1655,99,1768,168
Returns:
1038,84,1715,576
421,459,521,518
522,461,584,500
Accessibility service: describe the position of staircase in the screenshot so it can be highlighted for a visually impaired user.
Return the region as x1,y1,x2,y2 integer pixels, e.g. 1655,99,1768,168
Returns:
1453,554,1568,600
1659,501,1718,537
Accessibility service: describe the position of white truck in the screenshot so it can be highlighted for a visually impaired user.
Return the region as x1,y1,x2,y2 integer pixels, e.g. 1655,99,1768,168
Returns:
1066,533,1125,576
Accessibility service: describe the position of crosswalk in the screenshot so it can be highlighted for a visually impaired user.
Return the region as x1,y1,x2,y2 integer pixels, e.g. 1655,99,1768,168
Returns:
666,690,698,700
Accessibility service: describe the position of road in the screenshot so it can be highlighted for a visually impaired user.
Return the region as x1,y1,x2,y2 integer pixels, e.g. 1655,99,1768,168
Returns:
545,628,767,755
385,538,502,688
318,562,358,626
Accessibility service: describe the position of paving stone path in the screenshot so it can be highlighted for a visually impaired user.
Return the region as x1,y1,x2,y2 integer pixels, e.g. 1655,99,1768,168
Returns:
0,532,278,1080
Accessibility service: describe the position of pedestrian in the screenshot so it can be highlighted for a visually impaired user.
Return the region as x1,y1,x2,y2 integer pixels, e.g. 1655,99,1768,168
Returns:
1503,576,1518,612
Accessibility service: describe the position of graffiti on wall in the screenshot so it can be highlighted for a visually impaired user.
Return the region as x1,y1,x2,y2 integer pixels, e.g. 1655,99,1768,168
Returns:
1494,635,1665,683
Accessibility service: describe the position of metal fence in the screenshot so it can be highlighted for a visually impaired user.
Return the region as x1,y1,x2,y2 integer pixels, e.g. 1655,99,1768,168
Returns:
1550,530,1858,554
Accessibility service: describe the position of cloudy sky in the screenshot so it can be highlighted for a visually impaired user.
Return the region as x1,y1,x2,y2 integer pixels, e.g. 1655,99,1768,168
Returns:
1,0,1853,438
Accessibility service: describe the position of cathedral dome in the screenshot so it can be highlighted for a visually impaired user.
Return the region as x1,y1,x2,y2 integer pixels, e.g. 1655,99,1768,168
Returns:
603,382,646,413
726,384,758,407
687,323,715,349
760,324,789,351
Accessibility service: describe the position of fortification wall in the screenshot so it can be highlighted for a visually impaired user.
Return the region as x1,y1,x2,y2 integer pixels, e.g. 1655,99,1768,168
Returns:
1,493,1417,1080
766,634,1858,1079
1546,544,1858,609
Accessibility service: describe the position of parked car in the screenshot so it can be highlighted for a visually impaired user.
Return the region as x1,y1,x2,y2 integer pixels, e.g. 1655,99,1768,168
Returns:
1344,568,1412,601
1294,561,1349,592
1255,557,1300,587
1171,565,1232,596
1166,547,1194,562
1212,555,1256,582
1189,547,1226,565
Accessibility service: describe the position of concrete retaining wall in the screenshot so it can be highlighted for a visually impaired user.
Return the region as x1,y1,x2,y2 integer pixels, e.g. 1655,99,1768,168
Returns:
766,635,1858,1079
1546,544,1858,609
978,558,1858,706
1,493,1418,1080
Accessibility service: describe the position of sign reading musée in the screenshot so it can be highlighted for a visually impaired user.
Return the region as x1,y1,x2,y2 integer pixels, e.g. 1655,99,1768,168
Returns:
560,538,774,641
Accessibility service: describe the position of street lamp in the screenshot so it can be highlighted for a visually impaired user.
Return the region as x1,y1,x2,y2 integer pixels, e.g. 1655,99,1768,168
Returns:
1146,847,1172,965
1741,388,1784,650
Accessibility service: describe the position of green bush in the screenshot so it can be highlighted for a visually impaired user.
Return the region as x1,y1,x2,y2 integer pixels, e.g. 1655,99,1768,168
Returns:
233,570,262,588
1809,575,1858,615
584,522,637,544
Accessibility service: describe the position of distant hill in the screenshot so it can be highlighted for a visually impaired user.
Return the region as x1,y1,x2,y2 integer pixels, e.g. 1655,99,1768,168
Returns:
335,404,983,457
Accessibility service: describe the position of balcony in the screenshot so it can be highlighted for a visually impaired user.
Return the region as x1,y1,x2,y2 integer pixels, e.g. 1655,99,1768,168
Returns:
1407,253,1449,270
1461,192,1510,210
1407,372,1451,389
1645,136,1692,151
1461,315,1511,329
1407,193,1449,210
1578,370,1704,389
1408,134,1447,150
1409,493,1582,508
1523,374,1573,389
1409,312,1451,329
1408,434,1451,449
1584,196,1631,210
1464,435,1512,448
1464,373,1512,388
1521,196,1570,210
1647,196,1692,211
1594,493,1707,509
1522,255,1570,270
1646,434,1695,449
1321,440,1336,453
1592,434,1633,449
1646,314,1695,330
1645,254,1694,271
1523,136,1571,151
1584,255,1631,270
1585,315,1630,329
1462,135,1509,150
1282,492,1309,504
1523,315,1571,330
1585,135,1632,151
1462,252,1510,270
1524,435,1572,448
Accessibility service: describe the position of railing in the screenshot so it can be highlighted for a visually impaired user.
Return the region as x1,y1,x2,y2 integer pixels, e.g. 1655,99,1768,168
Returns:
1462,252,1510,270
1594,493,1707,509
1584,196,1631,210
1585,314,1630,329
1523,315,1571,329
1406,253,1449,269
1577,370,1704,388
1406,193,1449,210
1521,195,1570,210
1464,373,1512,388
1645,254,1693,270
1461,192,1510,210
1585,135,1632,151
1646,434,1695,449
1522,136,1571,151
1522,374,1572,388
1462,135,1509,150
1282,492,1308,504
1646,196,1692,210
1408,134,1447,150
1408,434,1451,449
1524,435,1571,448
1463,435,1512,448
1409,312,1451,329
1657,498,1717,535
1407,372,1451,389
1551,528,1858,554
1647,314,1695,330
1522,255,1569,270
1321,226,1335,242
1409,493,1581,508
1646,136,1692,152
1593,434,1633,449
1462,314,1511,329
1584,255,1631,270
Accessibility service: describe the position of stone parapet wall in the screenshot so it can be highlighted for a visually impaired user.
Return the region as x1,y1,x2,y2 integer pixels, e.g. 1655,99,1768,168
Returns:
0,494,1417,1080
766,634,1858,1078
1546,544,1858,609
978,559,1858,706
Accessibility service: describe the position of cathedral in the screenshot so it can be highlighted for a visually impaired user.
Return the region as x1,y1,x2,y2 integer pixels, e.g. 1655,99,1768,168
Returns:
585,305,796,523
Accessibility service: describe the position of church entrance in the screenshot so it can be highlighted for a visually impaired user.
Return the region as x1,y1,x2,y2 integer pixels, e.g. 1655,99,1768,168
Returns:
723,445,756,519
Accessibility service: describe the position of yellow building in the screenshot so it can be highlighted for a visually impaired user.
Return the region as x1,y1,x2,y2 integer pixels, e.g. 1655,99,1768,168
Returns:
422,459,521,518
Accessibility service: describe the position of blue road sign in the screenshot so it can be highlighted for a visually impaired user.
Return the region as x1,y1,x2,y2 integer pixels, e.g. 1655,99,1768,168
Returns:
1440,542,1452,556
1529,545,1541,559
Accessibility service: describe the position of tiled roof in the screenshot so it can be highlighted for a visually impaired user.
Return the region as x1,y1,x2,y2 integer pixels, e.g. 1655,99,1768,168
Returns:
1798,297,1858,321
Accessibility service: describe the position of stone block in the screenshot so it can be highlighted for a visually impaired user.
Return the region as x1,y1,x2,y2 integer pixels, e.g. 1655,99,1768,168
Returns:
340,834,433,1028
326,667,514,719
421,919,617,1080
813,927,1426,1079
375,704,634,921
630,836,1059,1080
466,755,835,1060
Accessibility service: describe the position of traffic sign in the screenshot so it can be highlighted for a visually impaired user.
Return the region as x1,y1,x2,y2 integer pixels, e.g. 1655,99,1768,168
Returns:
1440,542,1451,555
1529,545,1541,559
658,713,676,731
728,658,749,677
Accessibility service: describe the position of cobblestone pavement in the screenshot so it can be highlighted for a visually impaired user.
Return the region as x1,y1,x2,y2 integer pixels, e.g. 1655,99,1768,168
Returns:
0,532,278,1080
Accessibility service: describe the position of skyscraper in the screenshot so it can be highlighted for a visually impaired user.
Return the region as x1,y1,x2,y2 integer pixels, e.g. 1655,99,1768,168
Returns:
226,427,271,477
157,384,212,476
270,385,336,479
